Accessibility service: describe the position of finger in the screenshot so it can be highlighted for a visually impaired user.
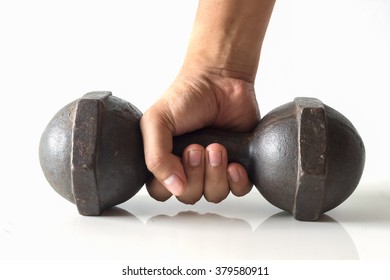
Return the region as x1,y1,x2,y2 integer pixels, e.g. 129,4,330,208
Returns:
227,163,253,197
146,178,173,201
204,143,230,203
140,105,187,196
177,144,205,204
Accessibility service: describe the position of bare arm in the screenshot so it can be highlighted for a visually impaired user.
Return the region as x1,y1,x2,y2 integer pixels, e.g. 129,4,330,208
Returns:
185,0,275,82
141,0,275,202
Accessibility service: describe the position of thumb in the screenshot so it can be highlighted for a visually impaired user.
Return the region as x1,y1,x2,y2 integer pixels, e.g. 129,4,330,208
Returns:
140,108,187,196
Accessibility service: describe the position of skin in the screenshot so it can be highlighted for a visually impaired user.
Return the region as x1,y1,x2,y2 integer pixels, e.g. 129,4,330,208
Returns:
140,0,276,204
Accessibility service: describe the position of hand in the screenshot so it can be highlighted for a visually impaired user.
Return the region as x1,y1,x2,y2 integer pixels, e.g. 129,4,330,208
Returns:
140,0,275,204
140,67,260,204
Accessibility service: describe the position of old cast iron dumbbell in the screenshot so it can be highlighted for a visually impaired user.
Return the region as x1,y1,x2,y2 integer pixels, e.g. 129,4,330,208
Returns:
39,91,365,221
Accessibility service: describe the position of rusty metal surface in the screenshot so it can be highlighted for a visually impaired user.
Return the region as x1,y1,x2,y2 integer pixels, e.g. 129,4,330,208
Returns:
39,92,365,220
39,91,149,216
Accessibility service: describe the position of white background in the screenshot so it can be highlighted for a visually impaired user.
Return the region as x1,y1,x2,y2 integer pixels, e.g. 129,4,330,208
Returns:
0,0,389,274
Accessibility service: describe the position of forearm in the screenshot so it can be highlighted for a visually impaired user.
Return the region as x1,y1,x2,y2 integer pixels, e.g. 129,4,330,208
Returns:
184,0,276,82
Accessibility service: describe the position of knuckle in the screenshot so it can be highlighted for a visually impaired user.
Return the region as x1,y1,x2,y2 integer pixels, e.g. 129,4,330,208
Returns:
146,180,172,202
204,191,229,204
151,194,171,202
231,184,253,197
178,196,201,205
145,154,166,173
205,196,222,204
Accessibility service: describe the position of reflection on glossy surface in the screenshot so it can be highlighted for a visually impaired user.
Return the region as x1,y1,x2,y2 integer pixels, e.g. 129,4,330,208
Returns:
1,184,389,260
146,212,253,259
254,212,358,259
63,194,358,260
144,211,357,259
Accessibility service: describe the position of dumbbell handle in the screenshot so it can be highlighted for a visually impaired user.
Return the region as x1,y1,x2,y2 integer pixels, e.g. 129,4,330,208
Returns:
173,128,251,174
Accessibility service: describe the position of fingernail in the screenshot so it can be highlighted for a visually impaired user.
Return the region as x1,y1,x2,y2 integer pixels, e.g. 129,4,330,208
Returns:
208,150,222,167
188,150,202,167
228,168,241,183
163,174,184,196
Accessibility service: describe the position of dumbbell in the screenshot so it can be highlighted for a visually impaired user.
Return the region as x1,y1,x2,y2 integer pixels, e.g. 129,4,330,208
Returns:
39,91,365,221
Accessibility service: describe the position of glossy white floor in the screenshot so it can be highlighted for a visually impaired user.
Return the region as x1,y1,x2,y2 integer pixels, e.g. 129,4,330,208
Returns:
2,182,389,260
1,0,389,267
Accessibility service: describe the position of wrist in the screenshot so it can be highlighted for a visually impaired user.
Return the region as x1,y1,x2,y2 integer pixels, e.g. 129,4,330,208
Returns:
183,40,259,83
183,0,275,83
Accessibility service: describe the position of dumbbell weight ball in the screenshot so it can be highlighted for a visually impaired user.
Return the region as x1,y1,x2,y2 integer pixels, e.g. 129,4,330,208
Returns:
39,91,365,221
